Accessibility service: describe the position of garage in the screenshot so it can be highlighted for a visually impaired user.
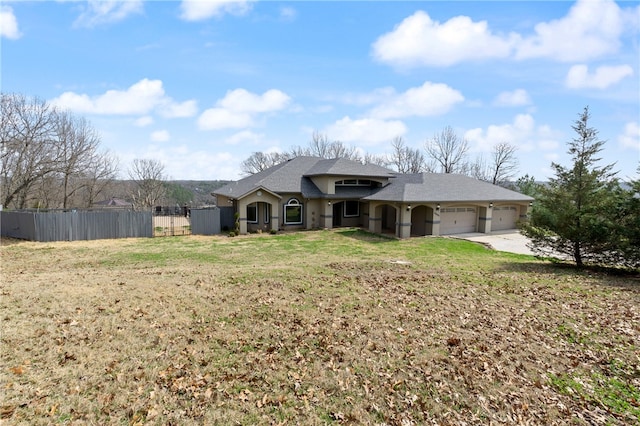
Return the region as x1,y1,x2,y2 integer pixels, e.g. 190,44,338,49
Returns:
440,207,477,235
492,206,518,231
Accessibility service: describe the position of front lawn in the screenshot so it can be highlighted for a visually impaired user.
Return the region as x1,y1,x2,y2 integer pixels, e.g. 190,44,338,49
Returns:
1,230,638,425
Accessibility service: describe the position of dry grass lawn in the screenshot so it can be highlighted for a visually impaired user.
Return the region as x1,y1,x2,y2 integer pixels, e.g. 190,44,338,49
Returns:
1,230,638,425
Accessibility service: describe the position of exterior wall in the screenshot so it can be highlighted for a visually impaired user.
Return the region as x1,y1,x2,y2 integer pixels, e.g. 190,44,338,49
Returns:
321,200,333,229
278,193,305,232
329,201,366,228
309,176,334,195
398,204,413,239
237,191,280,234
368,203,399,237
306,199,323,230
409,205,438,236
478,206,492,233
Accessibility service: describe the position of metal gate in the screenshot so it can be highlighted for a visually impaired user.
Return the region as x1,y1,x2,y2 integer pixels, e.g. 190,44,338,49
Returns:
153,214,192,237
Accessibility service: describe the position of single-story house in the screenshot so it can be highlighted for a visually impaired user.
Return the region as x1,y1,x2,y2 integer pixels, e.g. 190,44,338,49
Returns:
213,156,534,238
92,197,133,209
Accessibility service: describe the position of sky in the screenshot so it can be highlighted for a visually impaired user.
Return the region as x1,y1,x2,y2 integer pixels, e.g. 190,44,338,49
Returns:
2,0,639,181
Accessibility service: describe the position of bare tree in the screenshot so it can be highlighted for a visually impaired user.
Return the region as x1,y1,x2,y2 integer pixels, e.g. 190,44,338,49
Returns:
425,126,469,174
307,131,332,158
54,112,105,208
1,93,59,209
240,151,289,175
389,136,425,173
1,93,119,209
128,158,167,210
82,149,119,207
363,153,390,167
290,132,362,162
489,142,519,186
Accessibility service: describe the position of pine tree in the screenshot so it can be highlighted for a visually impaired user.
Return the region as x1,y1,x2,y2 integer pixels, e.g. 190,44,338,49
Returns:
522,107,620,267
614,168,640,268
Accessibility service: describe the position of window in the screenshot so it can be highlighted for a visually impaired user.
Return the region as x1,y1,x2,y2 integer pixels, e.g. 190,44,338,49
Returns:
284,198,303,225
264,203,271,223
344,201,359,217
246,203,258,223
336,179,373,186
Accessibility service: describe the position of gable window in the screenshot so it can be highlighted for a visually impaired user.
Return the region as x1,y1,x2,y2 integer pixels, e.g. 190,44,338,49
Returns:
336,179,373,186
344,200,359,217
246,203,258,223
284,198,303,225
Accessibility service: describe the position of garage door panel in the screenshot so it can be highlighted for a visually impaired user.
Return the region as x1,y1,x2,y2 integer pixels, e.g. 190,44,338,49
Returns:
441,207,476,235
492,206,517,231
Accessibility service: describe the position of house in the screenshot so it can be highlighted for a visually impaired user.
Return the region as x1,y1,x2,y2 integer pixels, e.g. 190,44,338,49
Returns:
92,197,133,209
213,156,534,238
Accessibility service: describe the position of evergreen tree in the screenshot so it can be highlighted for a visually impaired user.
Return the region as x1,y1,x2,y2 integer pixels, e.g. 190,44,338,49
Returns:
522,107,620,267
613,169,640,268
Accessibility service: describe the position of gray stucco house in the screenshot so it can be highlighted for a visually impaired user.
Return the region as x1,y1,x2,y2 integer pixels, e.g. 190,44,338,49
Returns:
213,156,534,238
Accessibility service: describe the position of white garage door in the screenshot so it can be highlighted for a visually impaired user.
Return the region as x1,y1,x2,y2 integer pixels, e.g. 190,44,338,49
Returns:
492,206,518,231
440,207,477,235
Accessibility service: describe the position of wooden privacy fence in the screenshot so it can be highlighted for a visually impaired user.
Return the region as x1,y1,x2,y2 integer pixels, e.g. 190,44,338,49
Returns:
0,208,224,242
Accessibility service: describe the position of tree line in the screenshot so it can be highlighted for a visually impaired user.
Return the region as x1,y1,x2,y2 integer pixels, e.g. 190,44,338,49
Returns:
0,93,188,211
1,93,119,209
242,129,519,187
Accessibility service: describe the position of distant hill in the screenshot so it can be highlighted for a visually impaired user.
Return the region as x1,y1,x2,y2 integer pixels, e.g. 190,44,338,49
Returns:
168,180,233,206
101,180,233,208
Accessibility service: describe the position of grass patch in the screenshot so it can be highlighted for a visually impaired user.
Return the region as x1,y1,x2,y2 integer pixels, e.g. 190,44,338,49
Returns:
1,230,638,425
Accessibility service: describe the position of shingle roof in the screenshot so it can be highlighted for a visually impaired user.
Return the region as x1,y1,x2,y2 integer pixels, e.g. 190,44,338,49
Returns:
362,173,534,203
304,158,395,178
214,158,533,204
213,157,321,199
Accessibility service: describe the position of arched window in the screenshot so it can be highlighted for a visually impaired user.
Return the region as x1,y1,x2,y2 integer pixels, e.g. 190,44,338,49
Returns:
284,198,303,225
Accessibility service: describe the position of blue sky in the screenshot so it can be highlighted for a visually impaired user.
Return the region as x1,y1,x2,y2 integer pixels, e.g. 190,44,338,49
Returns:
2,0,639,181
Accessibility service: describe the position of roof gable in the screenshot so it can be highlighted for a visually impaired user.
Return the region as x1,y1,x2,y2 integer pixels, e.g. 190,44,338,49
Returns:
214,156,396,199
304,157,395,178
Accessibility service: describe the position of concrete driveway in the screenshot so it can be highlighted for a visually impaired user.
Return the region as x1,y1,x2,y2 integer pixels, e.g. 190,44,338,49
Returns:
454,230,534,255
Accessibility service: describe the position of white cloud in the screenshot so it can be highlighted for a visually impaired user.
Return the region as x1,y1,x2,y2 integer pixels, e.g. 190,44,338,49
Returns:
464,114,560,153
136,145,240,180
515,0,627,62
0,6,21,39
218,88,291,113
370,82,464,119
158,99,198,118
198,88,291,130
73,0,143,28
150,130,170,142
198,108,252,130
179,0,253,21
493,89,532,107
134,116,154,127
339,87,396,107
371,10,517,67
565,64,634,89
324,117,407,145
372,0,637,69
50,79,197,117
225,130,264,145
280,6,297,21
618,121,640,150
